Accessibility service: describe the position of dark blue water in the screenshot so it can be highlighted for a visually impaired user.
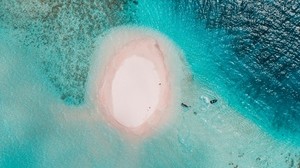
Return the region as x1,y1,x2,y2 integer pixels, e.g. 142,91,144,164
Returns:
186,0,300,143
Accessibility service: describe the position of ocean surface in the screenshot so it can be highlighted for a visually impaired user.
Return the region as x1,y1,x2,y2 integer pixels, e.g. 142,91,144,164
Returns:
0,0,300,167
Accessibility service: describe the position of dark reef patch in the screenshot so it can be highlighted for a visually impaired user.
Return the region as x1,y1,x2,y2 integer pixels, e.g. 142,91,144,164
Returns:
0,0,137,105
190,0,300,141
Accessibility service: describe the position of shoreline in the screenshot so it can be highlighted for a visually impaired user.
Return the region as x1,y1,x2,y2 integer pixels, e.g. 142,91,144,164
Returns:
86,26,187,139
99,37,172,136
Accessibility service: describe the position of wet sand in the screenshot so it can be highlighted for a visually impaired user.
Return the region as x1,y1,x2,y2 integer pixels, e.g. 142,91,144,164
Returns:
100,37,171,133
87,26,186,138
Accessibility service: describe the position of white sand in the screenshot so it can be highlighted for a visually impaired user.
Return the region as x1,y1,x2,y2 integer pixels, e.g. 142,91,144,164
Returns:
87,26,185,137
111,55,161,128
99,37,171,134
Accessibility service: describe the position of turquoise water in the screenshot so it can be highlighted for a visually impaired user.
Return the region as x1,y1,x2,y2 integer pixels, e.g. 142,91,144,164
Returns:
135,0,300,144
1,0,300,167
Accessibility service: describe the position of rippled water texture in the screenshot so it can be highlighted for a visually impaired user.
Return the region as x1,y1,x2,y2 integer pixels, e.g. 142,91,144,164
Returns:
0,0,300,167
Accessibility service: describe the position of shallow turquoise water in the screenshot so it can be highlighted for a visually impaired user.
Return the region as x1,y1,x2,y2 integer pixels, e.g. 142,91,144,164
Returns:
0,0,300,167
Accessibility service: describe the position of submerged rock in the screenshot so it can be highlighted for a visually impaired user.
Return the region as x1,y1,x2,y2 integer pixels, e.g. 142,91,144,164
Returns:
210,99,218,104
181,103,191,108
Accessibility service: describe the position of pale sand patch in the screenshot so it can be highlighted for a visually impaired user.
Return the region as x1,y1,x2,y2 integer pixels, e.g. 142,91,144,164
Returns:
99,37,171,135
111,55,161,128
87,26,187,138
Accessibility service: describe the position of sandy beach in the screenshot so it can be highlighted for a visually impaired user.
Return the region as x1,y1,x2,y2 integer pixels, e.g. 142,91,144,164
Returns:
99,37,171,134
87,26,185,138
